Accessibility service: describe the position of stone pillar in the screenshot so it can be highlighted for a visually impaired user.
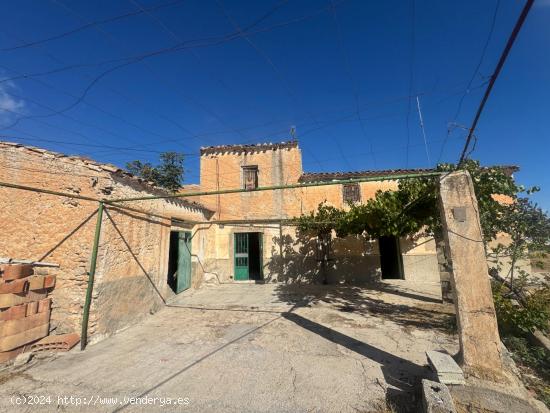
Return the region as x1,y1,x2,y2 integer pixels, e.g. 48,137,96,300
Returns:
435,234,454,304
438,171,505,382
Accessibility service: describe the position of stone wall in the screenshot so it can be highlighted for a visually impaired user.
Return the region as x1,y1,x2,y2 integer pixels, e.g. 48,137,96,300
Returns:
197,223,441,285
196,144,440,285
0,143,210,343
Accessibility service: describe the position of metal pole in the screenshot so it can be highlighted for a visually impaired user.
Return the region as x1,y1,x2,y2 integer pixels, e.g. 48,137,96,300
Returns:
81,201,104,350
108,171,443,203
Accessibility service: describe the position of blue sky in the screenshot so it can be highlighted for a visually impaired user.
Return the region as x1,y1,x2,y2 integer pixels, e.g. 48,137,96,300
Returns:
0,0,548,209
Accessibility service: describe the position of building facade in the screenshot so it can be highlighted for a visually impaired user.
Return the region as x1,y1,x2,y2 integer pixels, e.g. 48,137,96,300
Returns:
194,141,441,285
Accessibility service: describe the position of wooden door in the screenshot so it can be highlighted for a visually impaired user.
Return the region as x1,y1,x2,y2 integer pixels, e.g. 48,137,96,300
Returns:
176,231,192,293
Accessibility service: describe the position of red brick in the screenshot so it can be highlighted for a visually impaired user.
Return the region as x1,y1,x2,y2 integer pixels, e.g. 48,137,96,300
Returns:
0,311,50,336
26,301,38,316
37,298,51,313
0,279,29,294
0,323,49,352
0,304,27,321
1,264,33,281
44,275,56,289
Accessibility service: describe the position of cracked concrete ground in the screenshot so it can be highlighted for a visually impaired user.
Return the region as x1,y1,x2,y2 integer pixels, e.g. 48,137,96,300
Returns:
0,281,457,413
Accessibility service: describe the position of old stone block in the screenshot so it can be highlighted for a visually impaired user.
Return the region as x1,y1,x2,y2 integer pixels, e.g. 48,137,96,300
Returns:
427,351,465,385
422,379,457,413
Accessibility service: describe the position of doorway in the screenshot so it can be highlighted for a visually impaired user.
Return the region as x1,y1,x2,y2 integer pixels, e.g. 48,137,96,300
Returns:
234,232,263,281
167,231,192,293
379,235,404,279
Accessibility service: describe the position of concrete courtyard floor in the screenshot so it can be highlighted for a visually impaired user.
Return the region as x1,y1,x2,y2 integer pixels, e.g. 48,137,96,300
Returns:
0,281,457,413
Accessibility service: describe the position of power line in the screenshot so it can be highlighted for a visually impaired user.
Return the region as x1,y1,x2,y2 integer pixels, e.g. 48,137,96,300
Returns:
52,0,251,144
438,0,500,163
458,0,534,165
0,1,336,138
415,95,430,164
1,0,186,52
127,0,286,144
0,2,334,85
0,62,201,151
215,0,348,171
329,0,376,167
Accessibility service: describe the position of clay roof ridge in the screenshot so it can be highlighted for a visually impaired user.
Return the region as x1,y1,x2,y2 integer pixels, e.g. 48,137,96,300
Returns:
200,140,298,154
299,165,519,182
0,141,212,212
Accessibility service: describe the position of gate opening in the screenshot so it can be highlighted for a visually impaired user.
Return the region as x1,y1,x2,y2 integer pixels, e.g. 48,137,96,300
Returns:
379,235,404,279
167,231,179,292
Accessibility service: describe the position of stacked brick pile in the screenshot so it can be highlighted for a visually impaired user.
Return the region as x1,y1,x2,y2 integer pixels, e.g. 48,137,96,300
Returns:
0,263,56,362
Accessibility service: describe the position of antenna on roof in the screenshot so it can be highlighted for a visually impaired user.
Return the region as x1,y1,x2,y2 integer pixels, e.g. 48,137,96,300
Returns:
290,125,296,141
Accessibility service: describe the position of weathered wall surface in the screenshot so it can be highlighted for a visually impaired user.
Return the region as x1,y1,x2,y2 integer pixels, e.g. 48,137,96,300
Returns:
197,222,440,285
0,143,210,343
197,145,440,285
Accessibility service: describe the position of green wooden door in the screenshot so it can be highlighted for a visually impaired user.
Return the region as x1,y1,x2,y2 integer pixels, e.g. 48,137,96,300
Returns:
234,233,249,280
176,231,192,293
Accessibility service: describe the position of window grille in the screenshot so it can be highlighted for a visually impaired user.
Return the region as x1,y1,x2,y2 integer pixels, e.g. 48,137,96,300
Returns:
342,183,360,204
242,166,258,190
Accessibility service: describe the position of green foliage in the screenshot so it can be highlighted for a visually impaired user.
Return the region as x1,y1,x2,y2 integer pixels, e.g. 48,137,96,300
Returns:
126,152,184,192
295,202,344,236
492,282,550,335
298,160,524,241
504,336,549,370
503,335,550,408
490,196,550,289
336,189,434,239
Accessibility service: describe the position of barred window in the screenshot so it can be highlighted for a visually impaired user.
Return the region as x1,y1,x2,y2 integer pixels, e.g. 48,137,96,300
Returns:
242,166,258,190
342,183,360,204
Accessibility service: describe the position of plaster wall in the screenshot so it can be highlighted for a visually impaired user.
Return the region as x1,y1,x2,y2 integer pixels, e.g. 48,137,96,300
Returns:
197,146,440,285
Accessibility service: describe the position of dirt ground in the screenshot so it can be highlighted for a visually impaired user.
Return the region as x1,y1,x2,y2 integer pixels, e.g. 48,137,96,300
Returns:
0,281,457,413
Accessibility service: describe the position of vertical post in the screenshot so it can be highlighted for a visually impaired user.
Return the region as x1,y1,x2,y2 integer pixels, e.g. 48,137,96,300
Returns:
81,201,104,350
438,171,505,381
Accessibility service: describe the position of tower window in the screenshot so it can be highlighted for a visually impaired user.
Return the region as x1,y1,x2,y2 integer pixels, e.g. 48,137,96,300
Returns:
242,166,258,190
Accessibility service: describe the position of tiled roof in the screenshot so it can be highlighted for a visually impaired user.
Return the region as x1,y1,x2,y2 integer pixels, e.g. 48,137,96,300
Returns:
298,168,437,183
0,141,212,212
200,140,298,155
299,165,519,183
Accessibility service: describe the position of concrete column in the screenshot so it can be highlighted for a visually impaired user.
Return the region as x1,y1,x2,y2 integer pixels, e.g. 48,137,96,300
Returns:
438,171,505,382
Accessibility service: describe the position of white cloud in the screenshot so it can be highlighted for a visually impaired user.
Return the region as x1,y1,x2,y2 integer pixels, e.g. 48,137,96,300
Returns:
0,75,26,127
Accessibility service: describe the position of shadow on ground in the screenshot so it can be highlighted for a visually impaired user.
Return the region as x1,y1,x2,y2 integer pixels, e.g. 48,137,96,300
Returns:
273,283,455,334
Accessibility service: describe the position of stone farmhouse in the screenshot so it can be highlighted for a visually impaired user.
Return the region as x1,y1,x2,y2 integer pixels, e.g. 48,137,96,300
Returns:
0,140,516,345
195,141,442,286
